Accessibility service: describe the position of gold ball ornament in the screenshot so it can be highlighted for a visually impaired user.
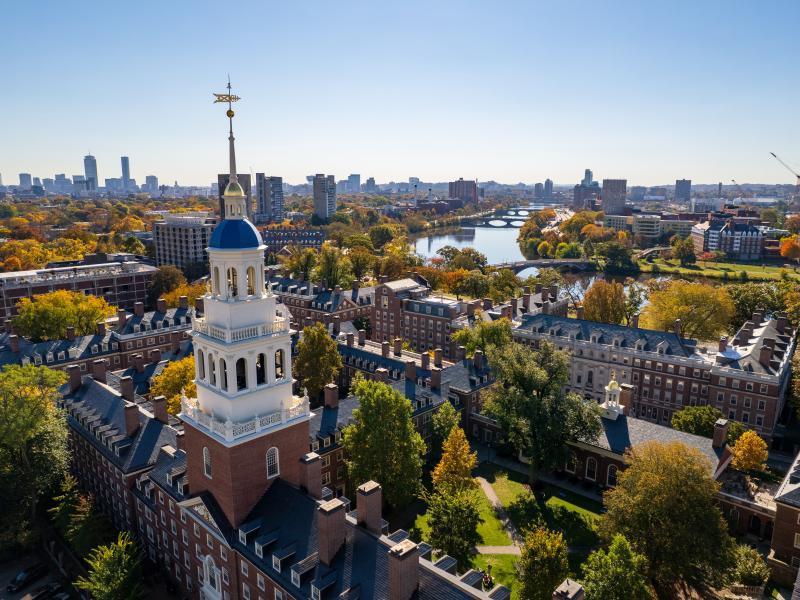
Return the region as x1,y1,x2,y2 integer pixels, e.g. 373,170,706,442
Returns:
226,109,235,118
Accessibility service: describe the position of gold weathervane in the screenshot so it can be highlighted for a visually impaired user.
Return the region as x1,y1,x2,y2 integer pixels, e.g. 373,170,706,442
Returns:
213,78,241,118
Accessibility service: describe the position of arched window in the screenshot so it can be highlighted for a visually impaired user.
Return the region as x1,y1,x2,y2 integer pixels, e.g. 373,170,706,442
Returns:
203,447,212,479
226,267,238,298
274,349,285,380
256,353,266,385
607,464,618,487
198,349,206,380
266,447,279,479
585,457,597,481
204,555,220,591
565,452,577,474
236,357,247,391
209,354,217,386
219,358,228,390
247,266,256,296
213,267,220,295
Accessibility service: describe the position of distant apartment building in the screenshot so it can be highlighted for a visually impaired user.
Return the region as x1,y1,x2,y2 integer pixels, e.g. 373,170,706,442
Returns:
603,212,699,242
19,173,32,190
255,173,284,223
544,178,553,199
312,174,336,220
153,212,217,279
675,179,692,202
217,173,252,219
84,155,98,191
347,174,361,193
691,219,764,261
601,179,627,215
260,228,325,254
364,177,377,193
448,178,478,204
630,186,647,201
0,260,158,321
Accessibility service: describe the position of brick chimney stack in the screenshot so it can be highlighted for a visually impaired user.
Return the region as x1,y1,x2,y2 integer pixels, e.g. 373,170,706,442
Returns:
434,348,442,368
120,375,134,401
117,309,127,331
300,452,322,499
124,402,140,436
317,498,346,566
66,326,76,341
776,313,787,334
332,316,340,336
523,290,532,312
382,341,390,358
405,359,416,381
152,395,169,424
534,283,543,295
712,418,729,449
346,332,354,347
576,305,585,320
194,297,204,314
96,321,106,336
394,338,403,357
388,539,420,600
67,364,82,393
179,295,189,309
631,314,639,328
456,345,466,361
3,319,11,334
619,383,633,416
430,367,442,391
91,359,107,383
134,302,144,317
133,354,144,373
673,319,682,337
8,334,19,353
149,348,162,364
324,383,339,409
156,298,167,313
759,345,773,369
473,349,485,370
482,298,493,311
375,368,389,382
718,336,728,353
510,297,518,314
356,481,383,534
421,353,430,370
358,329,366,346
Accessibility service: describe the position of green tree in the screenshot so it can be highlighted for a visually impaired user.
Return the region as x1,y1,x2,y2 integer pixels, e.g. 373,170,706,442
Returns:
456,270,491,299
487,342,601,483
489,269,521,303
726,282,785,330
14,290,117,341
49,474,81,536
671,237,696,267
314,243,353,288
426,489,482,569
452,317,512,357
599,441,734,591
554,241,583,258
432,427,477,494
517,527,569,600
581,534,652,600
0,365,68,547
623,280,646,326
431,401,461,456
368,224,396,250
537,240,553,258
147,265,186,305
582,280,626,324
281,246,317,280
671,405,745,444
596,241,637,273
349,246,374,280
294,322,342,403
727,544,769,587
76,532,143,600
149,355,197,415
342,378,425,508
641,280,734,341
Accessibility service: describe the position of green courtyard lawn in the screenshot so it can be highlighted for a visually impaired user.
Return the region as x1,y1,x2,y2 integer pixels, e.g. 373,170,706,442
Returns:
639,258,800,282
473,554,518,597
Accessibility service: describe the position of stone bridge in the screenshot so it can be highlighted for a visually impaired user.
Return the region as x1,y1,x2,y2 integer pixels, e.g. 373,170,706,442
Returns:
490,259,597,273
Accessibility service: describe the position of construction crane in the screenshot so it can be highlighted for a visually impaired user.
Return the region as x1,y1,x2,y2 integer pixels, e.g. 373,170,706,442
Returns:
731,179,746,197
770,152,800,188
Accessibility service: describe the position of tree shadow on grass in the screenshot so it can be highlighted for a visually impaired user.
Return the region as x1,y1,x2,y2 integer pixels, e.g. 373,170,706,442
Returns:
506,492,598,549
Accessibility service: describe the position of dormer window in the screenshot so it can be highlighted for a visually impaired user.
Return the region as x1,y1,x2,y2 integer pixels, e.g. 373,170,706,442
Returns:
291,571,300,587
272,555,281,572
311,585,321,600
323,437,331,448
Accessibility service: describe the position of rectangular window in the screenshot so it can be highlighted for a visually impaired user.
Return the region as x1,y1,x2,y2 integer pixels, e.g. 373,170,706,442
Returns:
242,561,249,576
243,584,251,600
275,590,284,600
257,573,265,591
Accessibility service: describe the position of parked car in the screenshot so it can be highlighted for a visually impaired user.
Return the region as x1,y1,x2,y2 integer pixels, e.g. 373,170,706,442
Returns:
6,563,47,593
22,582,63,600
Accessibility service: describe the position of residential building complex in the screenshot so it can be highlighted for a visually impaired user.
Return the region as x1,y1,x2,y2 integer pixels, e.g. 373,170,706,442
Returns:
260,228,325,254
255,173,284,223
153,212,217,279
313,174,336,220
691,219,765,261
448,178,478,204
601,179,627,215
675,178,691,202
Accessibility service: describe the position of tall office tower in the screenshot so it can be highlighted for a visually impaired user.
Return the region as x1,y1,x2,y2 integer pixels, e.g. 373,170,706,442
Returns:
448,178,478,203
313,173,336,220
33,177,42,187
601,179,628,215
347,173,361,193
364,176,377,193
255,173,285,223
145,175,159,192
544,178,553,199
217,173,252,220
582,169,594,186
675,179,692,202
84,154,98,190
534,182,544,199
630,186,647,201
121,156,131,191
19,173,32,190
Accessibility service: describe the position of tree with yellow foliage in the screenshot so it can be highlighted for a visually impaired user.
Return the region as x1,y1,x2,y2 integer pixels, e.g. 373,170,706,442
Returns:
641,280,734,341
731,430,768,472
149,356,197,415
162,282,207,308
432,426,477,494
14,290,116,341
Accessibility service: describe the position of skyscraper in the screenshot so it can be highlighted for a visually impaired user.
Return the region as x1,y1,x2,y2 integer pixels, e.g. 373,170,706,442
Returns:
364,177,377,193
448,178,478,203
84,154,98,191
544,178,553,199
255,173,285,223
534,182,544,199
601,179,628,215
145,175,159,193
121,156,131,191
347,174,361,193
18,173,32,190
675,179,692,202
313,174,336,220
582,169,594,186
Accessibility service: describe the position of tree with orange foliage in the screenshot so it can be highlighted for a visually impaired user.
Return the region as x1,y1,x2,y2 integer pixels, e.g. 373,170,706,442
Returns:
780,236,800,263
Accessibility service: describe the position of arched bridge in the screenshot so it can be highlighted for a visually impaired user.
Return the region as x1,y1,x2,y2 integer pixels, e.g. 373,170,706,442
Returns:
491,259,597,273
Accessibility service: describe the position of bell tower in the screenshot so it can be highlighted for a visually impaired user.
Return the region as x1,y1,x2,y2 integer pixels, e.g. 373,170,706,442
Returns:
180,81,311,528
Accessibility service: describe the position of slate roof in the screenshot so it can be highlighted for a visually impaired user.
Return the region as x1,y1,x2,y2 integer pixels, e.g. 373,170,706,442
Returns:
515,314,701,358
717,318,794,376
267,275,374,309
774,452,800,508
209,218,263,249
441,359,494,394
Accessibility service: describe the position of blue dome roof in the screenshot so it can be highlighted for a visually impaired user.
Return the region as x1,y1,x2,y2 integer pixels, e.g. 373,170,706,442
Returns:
209,219,263,249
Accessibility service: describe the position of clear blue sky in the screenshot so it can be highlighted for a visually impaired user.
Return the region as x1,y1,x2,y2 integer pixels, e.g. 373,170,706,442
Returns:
2,0,798,187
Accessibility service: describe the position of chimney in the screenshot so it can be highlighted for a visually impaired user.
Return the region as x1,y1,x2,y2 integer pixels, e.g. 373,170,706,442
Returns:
356,481,383,534
759,345,773,369
718,336,728,353
346,332,354,347
542,301,550,315
152,395,169,424
66,326,76,341
576,305,585,320
534,283,543,295
430,367,442,390
124,402,139,437
149,348,162,364
712,418,729,449
456,345,466,361
673,319,681,337
3,319,11,334
301,452,322,499
382,341,390,358
133,354,144,373
9,334,19,353
482,298,493,311
179,295,189,309
752,310,764,325
434,348,443,368
324,383,339,409
388,539,419,600
631,314,639,329
117,309,127,330
549,284,558,301
352,279,360,293
473,349,485,370
358,329,366,346
67,364,82,393
777,313,787,334
379,275,388,284
96,321,106,336
619,383,633,416
317,498,346,566
394,338,403,357
175,430,185,452
91,359,107,383
332,316,340,336
334,285,341,295
194,297,204,314
405,359,416,381
156,298,167,313
375,367,389,382
467,302,476,317
134,302,144,317
523,285,531,295
421,353,430,370
763,337,776,349
552,579,585,600
500,305,512,319
120,375,134,401
510,297,518,314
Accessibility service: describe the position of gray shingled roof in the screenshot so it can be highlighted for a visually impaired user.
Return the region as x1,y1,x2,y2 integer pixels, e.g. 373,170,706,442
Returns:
774,453,800,508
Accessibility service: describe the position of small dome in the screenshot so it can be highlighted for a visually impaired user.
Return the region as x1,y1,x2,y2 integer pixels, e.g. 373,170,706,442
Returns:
224,180,245,197
209,219,263,249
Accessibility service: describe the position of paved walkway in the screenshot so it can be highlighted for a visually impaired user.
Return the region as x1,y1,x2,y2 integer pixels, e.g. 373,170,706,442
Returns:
476,477,522,546
475,545,521,555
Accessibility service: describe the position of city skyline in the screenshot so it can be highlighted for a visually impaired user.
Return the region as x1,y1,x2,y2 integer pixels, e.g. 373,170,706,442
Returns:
1,1,799,186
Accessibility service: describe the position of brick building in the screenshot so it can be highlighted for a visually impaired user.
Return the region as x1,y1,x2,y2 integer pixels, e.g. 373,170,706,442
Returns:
691,219,764,261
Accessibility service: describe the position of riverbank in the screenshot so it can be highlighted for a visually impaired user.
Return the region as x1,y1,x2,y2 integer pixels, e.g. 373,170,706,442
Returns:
638,258,800,282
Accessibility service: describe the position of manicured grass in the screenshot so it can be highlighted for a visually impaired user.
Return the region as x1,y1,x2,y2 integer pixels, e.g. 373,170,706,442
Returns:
473,554,519,598
639,258,800,281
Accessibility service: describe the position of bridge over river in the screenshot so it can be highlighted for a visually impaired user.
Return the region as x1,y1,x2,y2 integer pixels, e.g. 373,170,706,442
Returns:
490,258,597,273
